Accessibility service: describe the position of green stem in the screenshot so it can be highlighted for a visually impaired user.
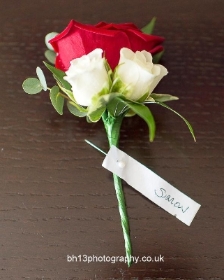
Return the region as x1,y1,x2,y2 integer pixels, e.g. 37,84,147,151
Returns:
102,111,132,267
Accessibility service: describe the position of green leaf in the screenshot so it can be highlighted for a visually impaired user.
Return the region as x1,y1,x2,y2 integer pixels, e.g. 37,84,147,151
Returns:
57,83,75,102
67,101,87,117
141,17,156,34
127,102,156,142
44,50,56,64
49,85,64,115
88,105,106,122
149,93,179,102
152,50,164,64
156,102,196,141
45,32,58,50
43,61,71,91
87,96,107,122
36,67,47,91
22,78,43,94
107,96,129,116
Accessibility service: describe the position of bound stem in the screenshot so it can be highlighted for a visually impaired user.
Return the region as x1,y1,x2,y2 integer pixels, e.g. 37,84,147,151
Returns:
102,111,132,266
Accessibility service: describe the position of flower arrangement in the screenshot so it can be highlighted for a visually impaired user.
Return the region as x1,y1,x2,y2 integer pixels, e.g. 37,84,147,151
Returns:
22,18,195,266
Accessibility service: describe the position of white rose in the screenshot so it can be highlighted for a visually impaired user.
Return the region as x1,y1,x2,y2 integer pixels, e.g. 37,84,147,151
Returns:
64,49,109,107
115,48,168,101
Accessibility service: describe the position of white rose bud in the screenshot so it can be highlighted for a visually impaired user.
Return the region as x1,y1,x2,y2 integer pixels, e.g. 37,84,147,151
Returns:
116,48,168,101
64,48,109,107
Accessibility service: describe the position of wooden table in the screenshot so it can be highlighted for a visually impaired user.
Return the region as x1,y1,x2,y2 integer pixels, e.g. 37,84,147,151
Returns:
1,0,223,279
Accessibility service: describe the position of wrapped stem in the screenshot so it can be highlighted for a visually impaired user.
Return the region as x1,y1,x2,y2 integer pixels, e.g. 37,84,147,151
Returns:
102,111,132,266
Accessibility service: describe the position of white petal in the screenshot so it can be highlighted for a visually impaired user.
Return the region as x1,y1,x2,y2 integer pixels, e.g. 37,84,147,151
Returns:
148,65,168,94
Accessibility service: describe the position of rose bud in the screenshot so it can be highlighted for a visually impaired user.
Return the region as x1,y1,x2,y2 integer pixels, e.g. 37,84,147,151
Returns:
63,48,109,107
115,48,168,101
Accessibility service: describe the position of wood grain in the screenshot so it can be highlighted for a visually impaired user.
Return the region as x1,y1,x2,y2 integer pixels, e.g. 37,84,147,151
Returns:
0,1,223,279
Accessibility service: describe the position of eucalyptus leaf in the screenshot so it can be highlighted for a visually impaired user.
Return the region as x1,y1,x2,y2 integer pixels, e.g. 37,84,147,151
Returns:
44,50,56,64
45,32,58,50
141,17,156,34
22,78,43,94
36,67,47,91
127,102,156,142
152,50,164,64
156,102,196,141
149,93,179,102
43,62,71,91
67,101,87,117
49,85,64,115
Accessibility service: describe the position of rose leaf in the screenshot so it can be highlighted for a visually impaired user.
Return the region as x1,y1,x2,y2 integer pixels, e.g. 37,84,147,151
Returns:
22,78,43,94
127,102,156,142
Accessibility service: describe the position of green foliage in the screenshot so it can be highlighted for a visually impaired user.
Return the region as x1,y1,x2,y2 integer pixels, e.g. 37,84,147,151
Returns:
107,96,128,116
156,102,196,141
22,78,43,94
107,96,155,142
67,101,87,117
43,62,71,91
149,93,179,102
49,86,64,115
36,67,47,91
141,17,156,34
44,50,56,64
152,51,164,64
127,102,156,142
88,105,106,122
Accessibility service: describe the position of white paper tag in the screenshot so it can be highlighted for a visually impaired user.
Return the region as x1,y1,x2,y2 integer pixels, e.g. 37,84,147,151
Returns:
102,146,201,226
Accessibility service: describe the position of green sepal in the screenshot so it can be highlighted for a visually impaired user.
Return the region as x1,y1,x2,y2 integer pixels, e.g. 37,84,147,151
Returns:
43,61,71,91
111,70,129,96
67,101,87,117
88,105,106,122
87,95,109,122
107,96,155,141
127,102,156,142
152,50,164,64
107,96,129,116
49,85,64,115
156,102,196,141
124,109,136,117
22,78,43,94
141,17,156,34
149,93,179,102
137,92,151,103
104,59,113,87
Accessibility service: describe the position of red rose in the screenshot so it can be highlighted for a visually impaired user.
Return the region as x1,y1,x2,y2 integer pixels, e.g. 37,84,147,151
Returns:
50,20,164,71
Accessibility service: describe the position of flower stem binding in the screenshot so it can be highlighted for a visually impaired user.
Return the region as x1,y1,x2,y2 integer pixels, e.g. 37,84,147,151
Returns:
102,112,132,266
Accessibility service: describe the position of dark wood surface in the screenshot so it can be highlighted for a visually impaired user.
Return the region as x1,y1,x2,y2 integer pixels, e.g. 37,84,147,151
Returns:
1,1,224,279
